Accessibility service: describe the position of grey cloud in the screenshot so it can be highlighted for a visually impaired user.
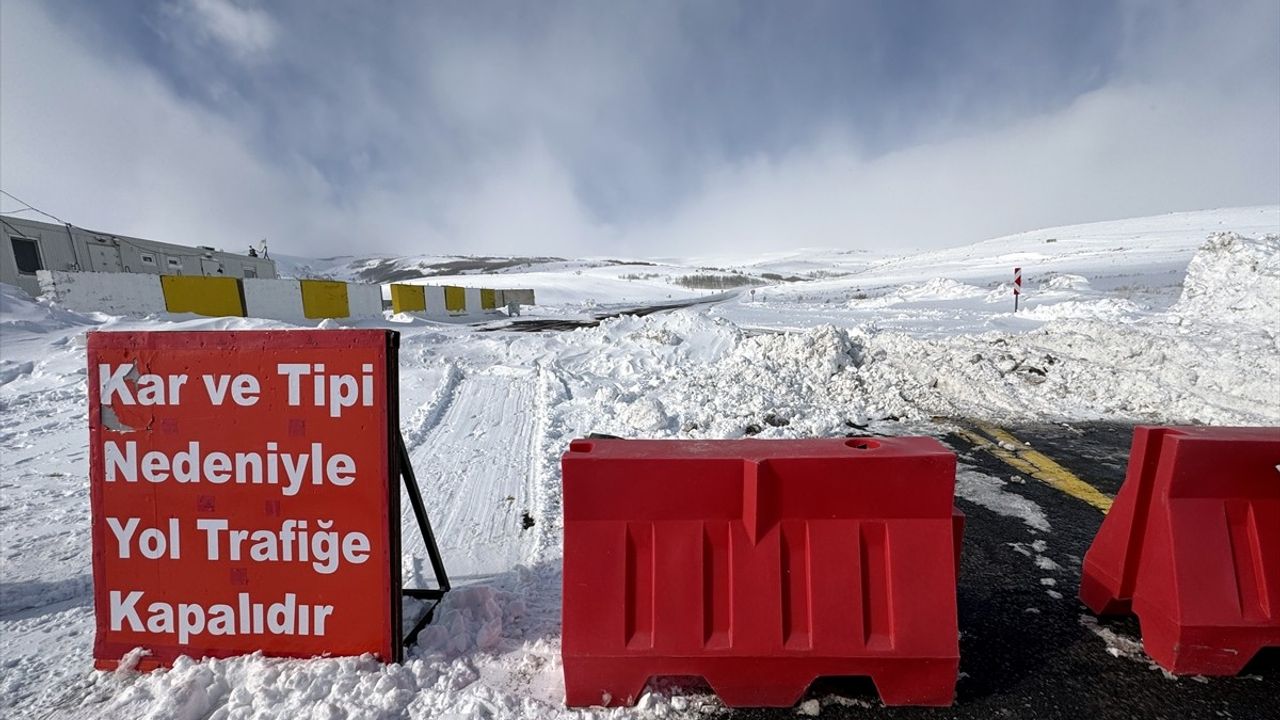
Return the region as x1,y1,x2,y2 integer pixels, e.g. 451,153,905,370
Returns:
1,0,1276,258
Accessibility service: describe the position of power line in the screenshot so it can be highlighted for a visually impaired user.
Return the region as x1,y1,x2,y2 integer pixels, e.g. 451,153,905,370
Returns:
0,189,270,264
0,190,68,225
1,217,30,238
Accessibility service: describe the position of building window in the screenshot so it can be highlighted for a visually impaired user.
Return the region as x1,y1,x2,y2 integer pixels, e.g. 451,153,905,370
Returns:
167,258,182,270
140,252,156,266
244,267,258,279
10,237,43,274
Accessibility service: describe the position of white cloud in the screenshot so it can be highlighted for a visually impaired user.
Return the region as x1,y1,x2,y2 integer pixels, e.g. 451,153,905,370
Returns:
1,0,322,253
1,0,1276,259
629,77,1279,253
160,0,277,62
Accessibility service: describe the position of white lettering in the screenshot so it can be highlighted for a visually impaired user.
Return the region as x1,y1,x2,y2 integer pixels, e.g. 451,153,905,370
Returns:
277,364,311,405
99,364,134,405
230,374,260,406
208,604,234,635
104,441,136,482
102,367,189,406
327,454,355,485
141,452,169,482
147,602,173,634
192,519,371,574
100,442,358,496
267,594,296,635
173,442,199,483
109,592,335,641
202,374,232,405
281,453,308,497
197,518,228,560
361,364,374,407
109,590,144,631
106,517,140,558
178,603,205,644
329,375,358,418
205,452,231,483
343,532,370,565
138,527,167,559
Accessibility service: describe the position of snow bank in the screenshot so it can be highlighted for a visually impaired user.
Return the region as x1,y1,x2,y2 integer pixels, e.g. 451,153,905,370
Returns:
556,298,1277,443
1015,298,1143,322
1173,232,1280,326
54,565,719,720
1038,273,1091,291
0,282,96,334
4,209,1280,719
896,277,988,301
555,312,892,439
848,277,988,308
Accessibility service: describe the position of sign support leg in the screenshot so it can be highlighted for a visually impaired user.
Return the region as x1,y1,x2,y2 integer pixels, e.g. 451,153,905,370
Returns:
398,431,451,648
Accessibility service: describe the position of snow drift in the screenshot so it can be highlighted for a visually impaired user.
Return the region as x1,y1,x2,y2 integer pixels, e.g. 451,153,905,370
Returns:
1,208,1278,719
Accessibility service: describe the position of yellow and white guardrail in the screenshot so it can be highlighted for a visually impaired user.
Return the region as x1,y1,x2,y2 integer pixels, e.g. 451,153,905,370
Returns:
37,270,529,321
389,283,534,316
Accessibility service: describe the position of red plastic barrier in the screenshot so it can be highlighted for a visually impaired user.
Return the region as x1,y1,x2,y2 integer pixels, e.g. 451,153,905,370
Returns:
561,437,962,708
1080,426,1280,675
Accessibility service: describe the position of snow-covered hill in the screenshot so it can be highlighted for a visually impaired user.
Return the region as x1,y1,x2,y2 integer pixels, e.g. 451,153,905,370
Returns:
275,206,1278,316
1,207,1277,719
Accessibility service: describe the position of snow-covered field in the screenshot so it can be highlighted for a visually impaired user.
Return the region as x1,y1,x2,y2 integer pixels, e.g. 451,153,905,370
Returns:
1,207,1277,719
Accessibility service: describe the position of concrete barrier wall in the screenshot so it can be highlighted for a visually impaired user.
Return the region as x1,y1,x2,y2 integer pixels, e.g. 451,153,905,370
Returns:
502,288,536,306
249,278,381,321
388,283,535,318
347,283,383,318
39,269,529,323
391,284,426,313
443,286,466,313
160,276,245,317
243,278,307,322
423,286,447,316
37,270,167,315
299,279,350,319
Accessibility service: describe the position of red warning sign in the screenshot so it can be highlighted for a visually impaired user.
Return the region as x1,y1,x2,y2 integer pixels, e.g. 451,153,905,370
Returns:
88,330,402,669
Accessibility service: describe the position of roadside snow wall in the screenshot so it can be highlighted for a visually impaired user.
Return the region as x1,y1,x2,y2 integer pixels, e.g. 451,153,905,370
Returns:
347,283,383,317
37,270,166,315
39,270,386,322
1173,232,1280,325
243,278,307,322
388,283,529,318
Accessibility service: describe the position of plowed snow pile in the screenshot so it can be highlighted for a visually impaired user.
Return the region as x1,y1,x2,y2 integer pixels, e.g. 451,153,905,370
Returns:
1173,231,1280,325
1,208,1278,719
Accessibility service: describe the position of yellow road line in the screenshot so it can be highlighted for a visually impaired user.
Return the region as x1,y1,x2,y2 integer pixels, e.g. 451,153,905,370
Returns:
954,422,1114,513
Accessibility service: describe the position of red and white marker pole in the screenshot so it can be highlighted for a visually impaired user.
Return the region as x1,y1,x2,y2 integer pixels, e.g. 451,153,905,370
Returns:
1013,267,1022,312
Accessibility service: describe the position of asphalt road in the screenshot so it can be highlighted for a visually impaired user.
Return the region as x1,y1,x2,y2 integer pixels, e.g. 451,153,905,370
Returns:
727,421,1278,720
494,301,1276,717
481,291,740,332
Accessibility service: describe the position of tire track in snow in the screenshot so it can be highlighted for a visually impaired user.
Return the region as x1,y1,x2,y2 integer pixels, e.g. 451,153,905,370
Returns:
527,361,571,565
399,367,538,583
399,362,463,450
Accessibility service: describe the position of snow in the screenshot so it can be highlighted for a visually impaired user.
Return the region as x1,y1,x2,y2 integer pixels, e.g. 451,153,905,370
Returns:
1173,230,1280,325
954,468,1050,533
2,207,1278,718
1078,616,1181,680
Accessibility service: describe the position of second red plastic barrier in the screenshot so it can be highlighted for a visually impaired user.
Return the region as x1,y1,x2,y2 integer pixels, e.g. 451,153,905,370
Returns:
561,437,963,708
1080,426,1280,675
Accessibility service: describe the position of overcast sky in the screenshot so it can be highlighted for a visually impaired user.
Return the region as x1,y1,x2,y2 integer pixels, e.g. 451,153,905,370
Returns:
2,0,1277,258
